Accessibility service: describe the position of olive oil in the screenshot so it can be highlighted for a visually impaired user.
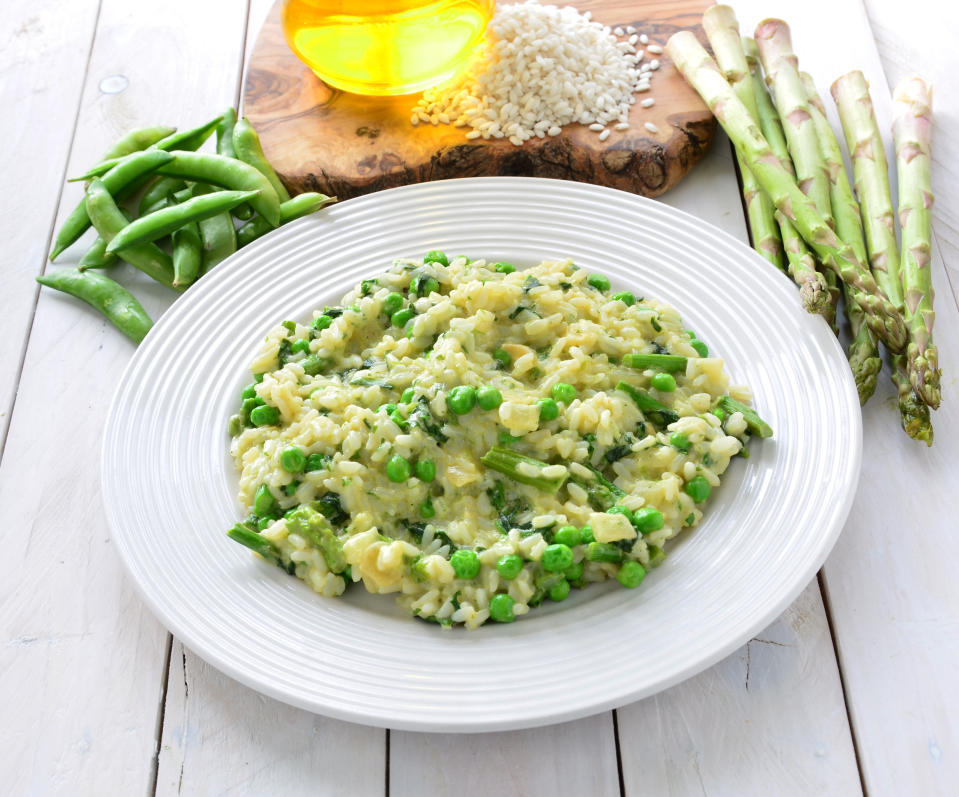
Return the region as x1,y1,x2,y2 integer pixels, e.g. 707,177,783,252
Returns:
281,0,494,96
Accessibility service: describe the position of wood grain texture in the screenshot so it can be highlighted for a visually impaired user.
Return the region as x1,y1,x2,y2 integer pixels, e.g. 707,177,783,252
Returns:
243,0,716,199
0,1,252,793
617,582,862,796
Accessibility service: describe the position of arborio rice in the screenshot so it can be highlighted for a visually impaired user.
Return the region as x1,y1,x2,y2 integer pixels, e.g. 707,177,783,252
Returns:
226,255,771,629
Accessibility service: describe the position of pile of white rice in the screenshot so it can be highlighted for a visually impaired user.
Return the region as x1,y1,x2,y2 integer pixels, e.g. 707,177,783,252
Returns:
410,1,662,145
228,255,759,629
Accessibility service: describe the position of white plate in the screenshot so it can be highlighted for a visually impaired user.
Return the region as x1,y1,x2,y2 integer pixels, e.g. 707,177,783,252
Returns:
103,177,861,732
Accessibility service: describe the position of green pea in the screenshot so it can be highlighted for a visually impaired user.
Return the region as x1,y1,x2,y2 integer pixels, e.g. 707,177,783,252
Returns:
607,505,634,524
240,383,257,400
496,554,523,580
651,372,677,392
424,250,449,266
382,292,404,316
587,273,611,291
414,459,436,482
391,308,415,328
670,432,690,451
256,516,275,532
420,498,436,518
564,560,585,583
632,506,664,533
612,291,635,306
489,593,515,623
492,348,512,369
304,453,329,471
685,475,711,503
447,385,476,415
538,397,559,422
617,560,646,588
691,339,709,357
249,404,279,426
476,386,503,410
450,549,481,579
385,455,411,483
253,372,265,383
290,338,310,354
400,387,415,404
580,525,595,544
253,484,277,516
542,543,574,572
413,275,439,297
548,579,570,602
553,525,581,547
284,481,300,496
312,314,333,332
241,397,259,420
550,382,577,404
685,329,697,339
301,354,329,376
647,545,667,568
493,262,516,274
279,446,306,473
380,402,398,415
389,409,408,430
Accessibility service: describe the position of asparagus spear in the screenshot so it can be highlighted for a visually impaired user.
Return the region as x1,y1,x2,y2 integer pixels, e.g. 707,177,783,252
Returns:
665,32,907,352
703,6,785,270
892,77,941,409
800,71,881,403
622,353,687,372
754,19,841,324
893,353,934,445
743,37,831,317
480,447,568,493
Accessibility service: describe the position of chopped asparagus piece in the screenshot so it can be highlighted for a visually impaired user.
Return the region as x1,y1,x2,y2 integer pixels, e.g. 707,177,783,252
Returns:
716,396,773,438
480,447,568,493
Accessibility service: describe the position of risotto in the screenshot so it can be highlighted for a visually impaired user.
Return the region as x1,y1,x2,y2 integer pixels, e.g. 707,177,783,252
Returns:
226,253,772,629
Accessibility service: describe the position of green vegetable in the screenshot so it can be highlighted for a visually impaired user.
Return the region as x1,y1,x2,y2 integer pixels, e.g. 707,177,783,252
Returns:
450,549,481,579
579,525,594,544
447,385,476,415
391,308,415,327
304,453,331,471
476,386,503,410
249,404,279,426
632,507,664,534
493,261,515,273
587,273,610,291
715,395,773,438
424,250,449,266
280,446,306,473
420,498,435,518
171,222,202,289
617,561,647,588
612,291,635,306
232,116,291,203
35,268,153,344
550,383,577,404
400,387,415,404
414,459,436,482
616,381,679,427
497,554,523,579
650,373,677,392
254,484,278,517
492,348,512,369
226,524,283,568
542,543,574,572
685,476,711,503
623,353,687,372
382,292,404,316
386,455,412,483
553,525,581,547
548,579,571,601
537,397,559,422
286,504,348,573
480,447,568,493
669,432,690,452
586,542,624,563
690,339,709,357
489,593,516,623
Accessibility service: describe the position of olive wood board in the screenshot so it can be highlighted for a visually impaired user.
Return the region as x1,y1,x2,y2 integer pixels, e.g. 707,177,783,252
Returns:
243,0,715,200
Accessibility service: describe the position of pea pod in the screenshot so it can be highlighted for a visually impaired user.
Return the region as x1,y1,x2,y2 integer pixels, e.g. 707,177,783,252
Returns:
193,183,237,273
98,125,176,163
50,149,175,261
35,268,153,344
236,192,336,247
138,177,186,216
105,189,259,253
172,222,202,289
77,236,116,272
216,108,238,158
72,115,224,181
85,179,179,291
155,151,281,226
233,117,291,202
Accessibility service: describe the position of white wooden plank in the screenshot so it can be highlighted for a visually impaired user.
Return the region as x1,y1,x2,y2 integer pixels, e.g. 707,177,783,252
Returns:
0,1,254,793
390,713,619,797
156,642,385,797
0,0,99,444
730,1,959,793
618,582,862,795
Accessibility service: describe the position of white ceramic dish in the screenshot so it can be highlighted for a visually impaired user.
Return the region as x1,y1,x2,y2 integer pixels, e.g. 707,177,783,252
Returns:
102,177,861,732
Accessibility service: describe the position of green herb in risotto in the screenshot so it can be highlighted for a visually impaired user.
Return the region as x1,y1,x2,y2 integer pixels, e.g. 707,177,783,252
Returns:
226,254,772,629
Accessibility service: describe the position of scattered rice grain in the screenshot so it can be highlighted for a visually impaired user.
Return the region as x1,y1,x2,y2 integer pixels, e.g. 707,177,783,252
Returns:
598,128,611,141
644,121,659,133
647,43,664,54
641,98,655,108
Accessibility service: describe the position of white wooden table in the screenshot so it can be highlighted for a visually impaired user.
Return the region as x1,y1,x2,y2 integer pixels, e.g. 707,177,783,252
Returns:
2,1,956,794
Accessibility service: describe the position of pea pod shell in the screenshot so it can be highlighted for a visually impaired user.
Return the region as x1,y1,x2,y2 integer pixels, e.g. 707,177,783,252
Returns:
236,192,336,247
36,268,153,344
85,179,179,291
51,149,175,261
172,222,203,289
77,236,116,272
156,151,281,226
106,189,259,253
98,125,176,163
193,183,237,273
138,176,187,216
216,108,238,158
232,117,291,202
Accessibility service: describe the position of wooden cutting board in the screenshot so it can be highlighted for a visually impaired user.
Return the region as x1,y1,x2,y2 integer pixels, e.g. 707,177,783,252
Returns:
243,0,714,200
